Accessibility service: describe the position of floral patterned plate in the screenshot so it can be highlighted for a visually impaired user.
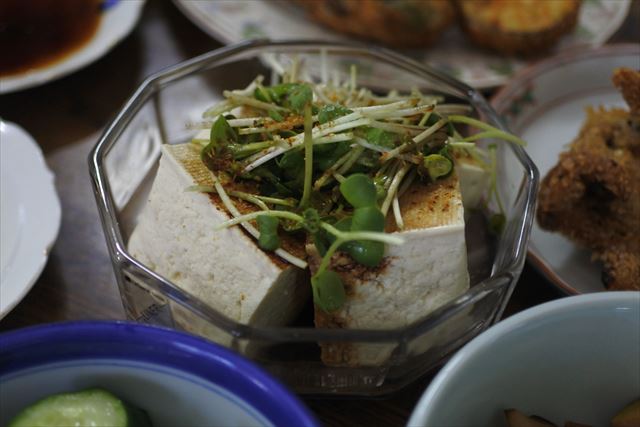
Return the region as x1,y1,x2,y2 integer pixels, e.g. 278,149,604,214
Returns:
491,44,640,294
172,0,630,89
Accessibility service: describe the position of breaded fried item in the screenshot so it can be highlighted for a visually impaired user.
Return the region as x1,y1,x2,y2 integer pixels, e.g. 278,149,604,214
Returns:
456,0,581,56
536,68,640,291
613,67,640,116
297,0,455,48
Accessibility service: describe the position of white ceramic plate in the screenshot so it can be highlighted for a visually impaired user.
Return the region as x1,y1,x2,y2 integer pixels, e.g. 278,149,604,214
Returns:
0,121,61,318
408,292,640,426
0,0,146,94
172,0,630,89
492,44,640,294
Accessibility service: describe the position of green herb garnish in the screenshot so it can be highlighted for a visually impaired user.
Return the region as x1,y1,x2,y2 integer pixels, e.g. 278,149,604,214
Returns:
423,154,453,182
195,62,525,311
339,173,377,208
257,215,280,251
318,104,353,124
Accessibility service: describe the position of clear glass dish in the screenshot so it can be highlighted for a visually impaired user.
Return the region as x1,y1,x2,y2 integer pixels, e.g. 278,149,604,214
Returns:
89,40,538,396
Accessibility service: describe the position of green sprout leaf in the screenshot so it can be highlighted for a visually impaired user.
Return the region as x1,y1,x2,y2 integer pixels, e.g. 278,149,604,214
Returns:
423,154,453,182
254,83,312,114
351,206,385,232
314,141,351,171
302,208,322,234
277,150,304,180
254,83,291,104
365,127,397,149
373,175,391,202
318,104,352,124
333,216,353,232
201,115,238,172
289,84,313,113
270,83,297,100
268,109,284,122
346,206,386,266
210,115,237,145
311,270,346,313
340,173,377,208
257,215,280,251
254,86,273,103
347,240,384,267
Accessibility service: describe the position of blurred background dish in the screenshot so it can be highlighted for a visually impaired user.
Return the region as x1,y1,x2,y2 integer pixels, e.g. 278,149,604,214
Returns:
492,43,640,295
0,0,145,94
295,0,456,48
407,291,640,426
172,0,630,89
455,0,581,56
0,120,61,319
0,321,319,427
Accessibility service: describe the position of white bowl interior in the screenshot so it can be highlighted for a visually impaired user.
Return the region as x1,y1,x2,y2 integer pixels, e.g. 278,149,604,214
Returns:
0,359,272,427
409,292,640,426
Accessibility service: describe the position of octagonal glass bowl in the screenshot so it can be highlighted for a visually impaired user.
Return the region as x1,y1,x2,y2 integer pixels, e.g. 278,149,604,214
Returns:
89,40,538,396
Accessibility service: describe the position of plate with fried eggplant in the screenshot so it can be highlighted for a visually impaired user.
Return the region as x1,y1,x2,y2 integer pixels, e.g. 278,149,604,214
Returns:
492,44,640,294
172,0,630,89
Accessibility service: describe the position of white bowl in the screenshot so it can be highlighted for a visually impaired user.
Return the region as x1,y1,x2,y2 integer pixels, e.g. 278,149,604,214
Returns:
0,321,318,427
408,292,640,426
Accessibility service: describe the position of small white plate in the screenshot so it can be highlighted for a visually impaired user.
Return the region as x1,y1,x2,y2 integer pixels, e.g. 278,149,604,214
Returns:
0,121,61,318
492,44,640,294
172,0,630,89
0,0,146,94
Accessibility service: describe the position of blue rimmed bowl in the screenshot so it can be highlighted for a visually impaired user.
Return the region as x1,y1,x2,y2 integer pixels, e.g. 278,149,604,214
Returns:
0,321,319,427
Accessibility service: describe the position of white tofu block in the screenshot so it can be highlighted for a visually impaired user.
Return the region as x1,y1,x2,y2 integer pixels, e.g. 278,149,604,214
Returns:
313,174,470,366
128,144,308,346
456,157,491,210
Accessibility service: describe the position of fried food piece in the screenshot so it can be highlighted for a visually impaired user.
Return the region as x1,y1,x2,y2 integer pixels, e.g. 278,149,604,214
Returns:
536,68,640,290
613,67,640,116
455,0,581,56
296,0,455,48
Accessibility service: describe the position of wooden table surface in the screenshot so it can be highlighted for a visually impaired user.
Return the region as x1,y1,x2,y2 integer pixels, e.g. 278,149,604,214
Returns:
1,1,637,426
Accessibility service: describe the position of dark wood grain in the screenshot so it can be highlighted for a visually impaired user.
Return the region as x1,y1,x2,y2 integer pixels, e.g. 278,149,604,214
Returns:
0,1,637,425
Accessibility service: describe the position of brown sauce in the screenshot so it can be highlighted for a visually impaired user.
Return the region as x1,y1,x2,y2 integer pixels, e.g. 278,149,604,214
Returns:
0,0,102,77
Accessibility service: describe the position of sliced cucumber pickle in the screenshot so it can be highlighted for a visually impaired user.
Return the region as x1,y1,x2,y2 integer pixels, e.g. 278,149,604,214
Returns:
9,388,152,427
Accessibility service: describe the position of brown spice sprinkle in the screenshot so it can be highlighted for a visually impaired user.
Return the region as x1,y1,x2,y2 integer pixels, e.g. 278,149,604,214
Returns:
536,68,640,290
386,174,461,232
308,174,465,366
305,244,391,297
